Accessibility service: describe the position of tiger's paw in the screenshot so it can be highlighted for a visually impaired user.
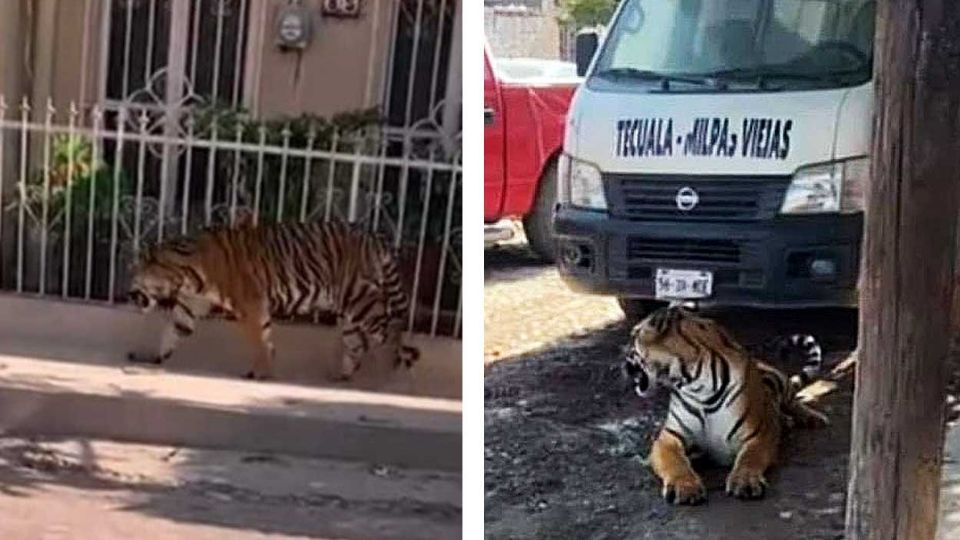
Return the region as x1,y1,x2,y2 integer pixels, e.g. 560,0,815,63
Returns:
331,373,354,382
725,469,768,500
662,474,707,505
127,352,165,365
337,357,360,381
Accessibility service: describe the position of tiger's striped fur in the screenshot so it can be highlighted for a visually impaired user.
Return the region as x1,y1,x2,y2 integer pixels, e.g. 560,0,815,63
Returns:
622,306,827,504
126,220,419,380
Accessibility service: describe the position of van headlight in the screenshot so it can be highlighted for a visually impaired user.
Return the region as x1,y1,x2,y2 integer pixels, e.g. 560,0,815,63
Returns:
558,153,607,210
780,157,868,214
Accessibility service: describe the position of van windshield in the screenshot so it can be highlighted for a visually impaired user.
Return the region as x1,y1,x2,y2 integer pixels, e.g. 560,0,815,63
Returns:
592,0,874,91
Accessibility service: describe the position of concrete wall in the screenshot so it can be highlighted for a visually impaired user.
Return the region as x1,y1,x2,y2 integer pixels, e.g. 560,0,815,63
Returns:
32,0,392,118
484,0,564,59
0,1,25,104
48,0,98,111
251,0,392,117
0,0,26,200
0,294,461,400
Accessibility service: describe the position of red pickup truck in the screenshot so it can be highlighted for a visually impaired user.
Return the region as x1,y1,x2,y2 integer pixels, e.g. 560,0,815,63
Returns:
484,44,580,261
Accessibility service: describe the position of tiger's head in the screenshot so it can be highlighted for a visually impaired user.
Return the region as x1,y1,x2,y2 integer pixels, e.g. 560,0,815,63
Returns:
624,306,742,396
127,239,201,312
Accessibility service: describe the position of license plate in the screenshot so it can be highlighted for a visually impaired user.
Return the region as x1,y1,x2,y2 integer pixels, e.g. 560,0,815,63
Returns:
655,269,713,300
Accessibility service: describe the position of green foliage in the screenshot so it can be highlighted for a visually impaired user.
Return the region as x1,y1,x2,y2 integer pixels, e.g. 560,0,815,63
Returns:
190,101,383,149
557,0,618,28
187,102,385,226
5,135,133,233
49,134,96,188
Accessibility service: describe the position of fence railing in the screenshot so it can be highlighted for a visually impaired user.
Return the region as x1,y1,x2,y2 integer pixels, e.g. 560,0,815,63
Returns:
0,98,462,338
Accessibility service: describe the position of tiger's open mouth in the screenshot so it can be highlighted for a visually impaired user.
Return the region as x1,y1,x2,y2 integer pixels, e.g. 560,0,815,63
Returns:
623,349,652,397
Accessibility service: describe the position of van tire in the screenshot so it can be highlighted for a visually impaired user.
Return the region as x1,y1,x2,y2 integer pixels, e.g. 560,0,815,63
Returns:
523,160,558,262
618,298,666,323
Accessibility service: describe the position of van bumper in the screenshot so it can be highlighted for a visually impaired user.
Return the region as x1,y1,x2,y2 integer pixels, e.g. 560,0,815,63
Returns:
552,208,862,308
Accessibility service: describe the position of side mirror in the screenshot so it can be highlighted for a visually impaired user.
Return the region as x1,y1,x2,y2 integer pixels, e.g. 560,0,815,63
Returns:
575,30,600,77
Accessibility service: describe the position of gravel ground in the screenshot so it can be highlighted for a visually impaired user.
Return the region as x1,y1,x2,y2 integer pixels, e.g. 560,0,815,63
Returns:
484,240,862,539
485,239,621,364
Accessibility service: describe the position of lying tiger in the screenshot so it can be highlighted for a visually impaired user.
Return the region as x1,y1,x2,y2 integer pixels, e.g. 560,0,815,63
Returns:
126,220,419,380
622,306,827,504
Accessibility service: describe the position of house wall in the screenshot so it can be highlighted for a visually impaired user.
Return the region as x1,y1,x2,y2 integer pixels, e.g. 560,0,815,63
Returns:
484,0,564,60
251,0,394,118
57,0,99,107
0,1,25,102
25,0,394,120
47,0,100,113
0,0,26,199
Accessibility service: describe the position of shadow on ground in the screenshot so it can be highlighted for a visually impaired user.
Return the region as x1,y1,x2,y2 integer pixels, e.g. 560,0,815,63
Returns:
485,307,859,540
485,243,552,286
0,437,460,540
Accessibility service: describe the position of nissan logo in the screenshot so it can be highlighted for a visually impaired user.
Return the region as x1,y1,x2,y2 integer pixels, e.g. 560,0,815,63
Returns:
675,187,699,211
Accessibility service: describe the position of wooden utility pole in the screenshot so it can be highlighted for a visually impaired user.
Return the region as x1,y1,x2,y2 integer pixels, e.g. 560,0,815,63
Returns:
846,1,960,538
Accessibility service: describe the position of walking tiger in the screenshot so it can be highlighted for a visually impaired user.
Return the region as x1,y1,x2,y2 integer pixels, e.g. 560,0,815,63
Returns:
126,220,419,380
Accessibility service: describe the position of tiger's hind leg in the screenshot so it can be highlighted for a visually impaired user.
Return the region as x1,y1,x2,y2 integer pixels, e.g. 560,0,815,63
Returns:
128,297,209,365
649,429,706,505
397,341,420,369
386,317,420,370
338,317,369,381
379,255,419,370
236,303,275,381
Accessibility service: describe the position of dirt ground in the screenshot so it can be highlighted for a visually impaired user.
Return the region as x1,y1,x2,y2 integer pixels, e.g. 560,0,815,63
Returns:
0,437,461,540
484,233,622,364
485,241,862,540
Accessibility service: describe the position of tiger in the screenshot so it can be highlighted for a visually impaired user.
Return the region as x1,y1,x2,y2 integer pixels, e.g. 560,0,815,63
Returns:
621,306,828,505
126,219,420,381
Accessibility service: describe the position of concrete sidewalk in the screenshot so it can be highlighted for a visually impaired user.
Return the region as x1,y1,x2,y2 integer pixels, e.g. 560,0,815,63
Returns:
0,437,460,540
940,422,960,538
0,293,462,400
0,354,460,472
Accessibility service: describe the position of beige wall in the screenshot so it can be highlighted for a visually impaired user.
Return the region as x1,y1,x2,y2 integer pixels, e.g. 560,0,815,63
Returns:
0,0,26,199
49,0,100,112
251,0,393,118
484,1,563,60
34,0,394,120
0,1,26,103
37,0,126,113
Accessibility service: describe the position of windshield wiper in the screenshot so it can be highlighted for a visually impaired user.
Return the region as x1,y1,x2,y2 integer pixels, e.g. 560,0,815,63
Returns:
701,66,869,86
593,67,719,90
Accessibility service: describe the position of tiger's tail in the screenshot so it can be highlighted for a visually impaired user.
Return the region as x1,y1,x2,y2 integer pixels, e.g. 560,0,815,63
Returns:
754,333,823,390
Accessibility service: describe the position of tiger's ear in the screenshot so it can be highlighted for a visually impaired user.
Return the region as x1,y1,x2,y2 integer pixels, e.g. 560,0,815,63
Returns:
649,307,680,334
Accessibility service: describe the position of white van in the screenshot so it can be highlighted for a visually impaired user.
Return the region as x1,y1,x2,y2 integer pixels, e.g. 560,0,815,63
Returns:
554,0,875,319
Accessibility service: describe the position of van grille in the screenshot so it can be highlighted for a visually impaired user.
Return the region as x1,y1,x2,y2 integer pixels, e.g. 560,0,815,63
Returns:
606,174,790,221
627,237,741,264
